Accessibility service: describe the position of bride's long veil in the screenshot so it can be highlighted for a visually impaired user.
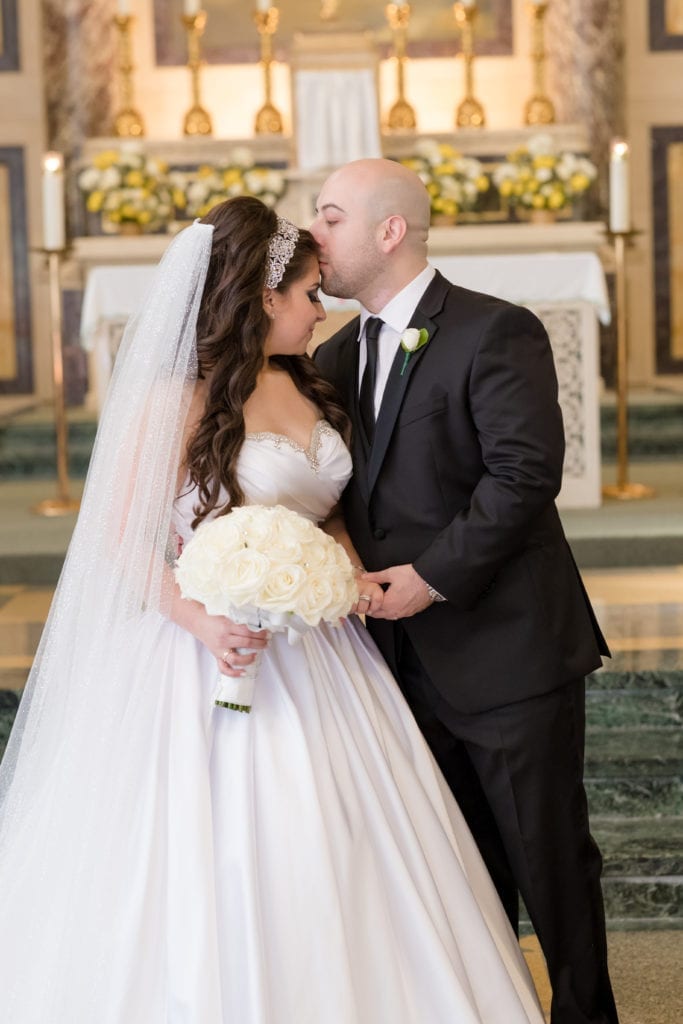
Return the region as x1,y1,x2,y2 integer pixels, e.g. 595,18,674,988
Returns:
0,222,214,1017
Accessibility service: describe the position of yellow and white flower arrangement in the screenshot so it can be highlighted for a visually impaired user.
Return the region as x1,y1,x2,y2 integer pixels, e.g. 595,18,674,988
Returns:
176,147,287,219
492,133,597,213
401,139,491,221
175,504,358,712
77,144,174,231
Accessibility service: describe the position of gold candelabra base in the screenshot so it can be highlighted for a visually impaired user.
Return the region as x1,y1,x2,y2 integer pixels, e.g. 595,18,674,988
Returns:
602,482,655,501
387,97,417,132
113,14,145,138
183,104,213,136
523,94,556,126
524,0,554,127
254,8,283,136
456,95,486,129
182,12,213,137
453,2,485,130
385,3,417,132
114,107,145,138
602,229,655,503
254,102,283,135
33,250,80,519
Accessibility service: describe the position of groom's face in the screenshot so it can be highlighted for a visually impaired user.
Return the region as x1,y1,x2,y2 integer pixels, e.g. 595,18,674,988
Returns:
311,173,381,303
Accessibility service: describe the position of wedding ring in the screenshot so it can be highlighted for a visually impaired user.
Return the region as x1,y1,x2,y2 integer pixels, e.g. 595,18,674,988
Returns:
358,594,371,602
222,648,236,662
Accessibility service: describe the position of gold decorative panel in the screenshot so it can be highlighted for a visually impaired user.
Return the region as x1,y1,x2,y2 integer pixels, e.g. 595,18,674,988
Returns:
154,0,513,66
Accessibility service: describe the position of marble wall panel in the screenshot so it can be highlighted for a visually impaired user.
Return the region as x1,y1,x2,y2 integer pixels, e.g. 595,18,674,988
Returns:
546,0,624,209
42,0,115,172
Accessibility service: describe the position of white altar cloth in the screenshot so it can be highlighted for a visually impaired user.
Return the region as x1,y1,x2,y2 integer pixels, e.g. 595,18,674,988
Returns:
80,252,609,508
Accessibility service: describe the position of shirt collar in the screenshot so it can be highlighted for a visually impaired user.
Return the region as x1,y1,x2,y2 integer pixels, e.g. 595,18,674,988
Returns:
358,264,436,340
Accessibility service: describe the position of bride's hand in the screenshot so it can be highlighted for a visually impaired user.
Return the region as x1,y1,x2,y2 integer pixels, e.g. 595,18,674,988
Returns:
200,615,270,678
351,580,384,617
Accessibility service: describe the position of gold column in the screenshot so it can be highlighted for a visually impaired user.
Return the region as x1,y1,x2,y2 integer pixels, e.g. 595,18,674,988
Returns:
113,14,145,138
253,7,283,135
453,2,485,129
523,1,555,125
385,3,417,132
33,250,80,517
602,230,655,501
182,11,213,136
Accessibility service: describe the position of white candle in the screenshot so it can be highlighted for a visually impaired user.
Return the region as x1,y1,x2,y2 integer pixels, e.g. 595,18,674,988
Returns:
256,0,271,10
609,139,630,233
184,0,201,14
42,152,66,252
116,0,131,14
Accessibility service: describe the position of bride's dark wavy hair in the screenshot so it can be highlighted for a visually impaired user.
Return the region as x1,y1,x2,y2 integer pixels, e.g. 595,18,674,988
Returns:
185,195,350,527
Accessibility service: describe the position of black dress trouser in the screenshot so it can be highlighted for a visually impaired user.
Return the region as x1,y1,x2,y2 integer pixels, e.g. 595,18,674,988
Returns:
394,625,619,1024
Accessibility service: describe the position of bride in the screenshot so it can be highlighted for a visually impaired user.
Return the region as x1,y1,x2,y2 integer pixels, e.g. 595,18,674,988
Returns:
0,197,544,1023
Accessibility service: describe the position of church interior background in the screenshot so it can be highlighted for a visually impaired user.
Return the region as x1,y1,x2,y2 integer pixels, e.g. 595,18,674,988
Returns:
0,1,682,1020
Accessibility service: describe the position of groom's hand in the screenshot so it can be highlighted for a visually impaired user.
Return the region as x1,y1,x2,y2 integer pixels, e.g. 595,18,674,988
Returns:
361,564,433,619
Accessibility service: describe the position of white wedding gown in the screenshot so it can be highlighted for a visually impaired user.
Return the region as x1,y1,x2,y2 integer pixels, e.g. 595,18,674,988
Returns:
0,421,544,1024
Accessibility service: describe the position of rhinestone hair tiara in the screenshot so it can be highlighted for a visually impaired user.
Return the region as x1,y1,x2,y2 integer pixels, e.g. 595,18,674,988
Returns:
265,215,300,289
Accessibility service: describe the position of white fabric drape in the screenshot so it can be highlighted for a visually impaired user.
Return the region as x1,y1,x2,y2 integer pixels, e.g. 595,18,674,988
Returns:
295,68,381,171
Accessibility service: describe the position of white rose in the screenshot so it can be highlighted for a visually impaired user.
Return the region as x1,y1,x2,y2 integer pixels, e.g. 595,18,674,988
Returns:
100,167,122,190
301,538,333,571
217,548,271,607
401,328,422,352
78,168,101,191
295,571,336,626
259,563,306,612
230,146,254,169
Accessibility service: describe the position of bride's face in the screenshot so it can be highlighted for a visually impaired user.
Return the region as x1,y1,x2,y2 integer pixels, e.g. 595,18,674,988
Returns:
263,256,326,357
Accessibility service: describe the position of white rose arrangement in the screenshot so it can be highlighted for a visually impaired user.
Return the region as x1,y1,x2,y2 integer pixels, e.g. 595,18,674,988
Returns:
175,505,358,712
77,143,174,231
173,148,287,219
493,133,597,213
401,139,491,221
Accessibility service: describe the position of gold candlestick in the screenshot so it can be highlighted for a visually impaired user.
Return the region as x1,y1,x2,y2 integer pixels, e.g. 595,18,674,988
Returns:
253,7,283,135
33,250,80,517
453,2,486,129
385,4,417,132
182,11,213,136
113,14,145,138
523,1,555,125
602,230,655,501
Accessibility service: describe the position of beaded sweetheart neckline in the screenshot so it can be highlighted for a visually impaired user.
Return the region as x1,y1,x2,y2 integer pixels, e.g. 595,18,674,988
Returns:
244,419,334,472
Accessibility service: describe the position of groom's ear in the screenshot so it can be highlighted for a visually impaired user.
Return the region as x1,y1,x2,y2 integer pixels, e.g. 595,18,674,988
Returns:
379,214,407,253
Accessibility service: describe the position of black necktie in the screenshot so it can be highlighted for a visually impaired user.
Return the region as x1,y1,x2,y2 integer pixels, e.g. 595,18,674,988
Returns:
359,317,383,443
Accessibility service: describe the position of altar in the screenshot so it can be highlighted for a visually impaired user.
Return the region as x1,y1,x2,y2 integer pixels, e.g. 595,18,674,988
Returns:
77,224,609,509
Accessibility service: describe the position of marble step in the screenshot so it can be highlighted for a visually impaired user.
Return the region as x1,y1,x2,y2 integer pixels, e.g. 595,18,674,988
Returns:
2,398,682,480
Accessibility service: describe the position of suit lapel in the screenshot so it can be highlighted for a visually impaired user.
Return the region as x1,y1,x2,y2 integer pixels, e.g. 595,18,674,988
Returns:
367,272,450,497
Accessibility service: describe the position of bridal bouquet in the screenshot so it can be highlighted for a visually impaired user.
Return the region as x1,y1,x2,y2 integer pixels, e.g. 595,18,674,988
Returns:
175,504,358,712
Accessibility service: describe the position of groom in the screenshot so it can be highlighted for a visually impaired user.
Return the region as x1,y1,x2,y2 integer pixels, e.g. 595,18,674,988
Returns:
312,158,619,1024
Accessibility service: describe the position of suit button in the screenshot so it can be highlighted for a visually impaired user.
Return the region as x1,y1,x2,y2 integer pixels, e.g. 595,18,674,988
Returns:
373,528,386,540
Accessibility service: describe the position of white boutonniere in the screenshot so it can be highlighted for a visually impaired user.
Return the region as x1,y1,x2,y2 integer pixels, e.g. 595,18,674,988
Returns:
399,327,430,376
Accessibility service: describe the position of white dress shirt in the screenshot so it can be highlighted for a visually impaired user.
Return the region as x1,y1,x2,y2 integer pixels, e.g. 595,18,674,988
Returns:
358,264,436,418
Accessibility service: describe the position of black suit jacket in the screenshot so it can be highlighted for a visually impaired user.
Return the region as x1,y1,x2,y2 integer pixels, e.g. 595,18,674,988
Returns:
315,270,609,713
